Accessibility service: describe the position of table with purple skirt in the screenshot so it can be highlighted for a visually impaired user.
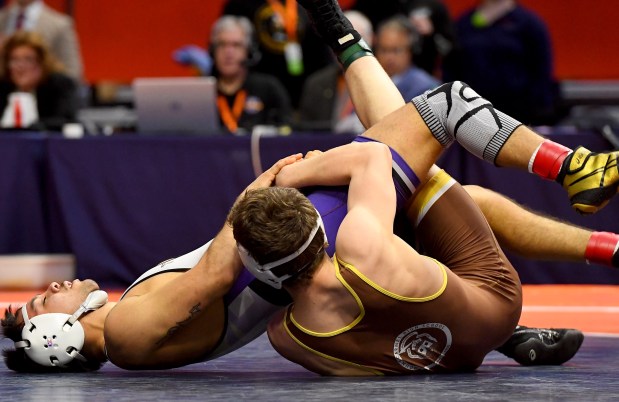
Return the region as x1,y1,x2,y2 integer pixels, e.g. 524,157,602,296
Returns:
1,129,617,288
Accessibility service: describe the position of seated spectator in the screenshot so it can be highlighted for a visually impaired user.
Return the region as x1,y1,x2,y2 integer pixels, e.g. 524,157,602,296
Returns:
374,15,440,102
209,15,292,135
296,10,372,134
407,0,456,78
352,0,456,78
0,0,83,81
0,31,77,131
444,0,559,125
297,12,438,133
222,0,332,109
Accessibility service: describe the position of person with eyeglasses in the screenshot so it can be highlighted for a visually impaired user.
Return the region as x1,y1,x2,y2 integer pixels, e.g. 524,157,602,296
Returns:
374,15,440,104
0,30,77,131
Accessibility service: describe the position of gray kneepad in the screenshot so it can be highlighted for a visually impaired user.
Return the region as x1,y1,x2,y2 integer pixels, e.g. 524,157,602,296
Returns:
412,81,521,163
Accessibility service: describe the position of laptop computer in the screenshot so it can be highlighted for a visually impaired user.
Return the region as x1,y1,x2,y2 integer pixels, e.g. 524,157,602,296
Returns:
133,76,221,135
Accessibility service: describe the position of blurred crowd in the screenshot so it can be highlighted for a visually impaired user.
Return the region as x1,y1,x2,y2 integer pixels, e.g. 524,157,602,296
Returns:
0,0,565,135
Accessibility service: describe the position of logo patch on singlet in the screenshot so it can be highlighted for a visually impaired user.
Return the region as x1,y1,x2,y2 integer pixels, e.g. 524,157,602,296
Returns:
157,258,175,268
393,323,452,371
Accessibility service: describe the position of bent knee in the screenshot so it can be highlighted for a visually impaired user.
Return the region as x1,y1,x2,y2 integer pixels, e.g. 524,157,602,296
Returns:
463,184,491,204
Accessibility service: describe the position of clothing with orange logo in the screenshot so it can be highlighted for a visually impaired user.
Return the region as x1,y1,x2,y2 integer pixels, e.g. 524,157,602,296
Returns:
218,72,292,134
222,0,332,107
217,72,292,134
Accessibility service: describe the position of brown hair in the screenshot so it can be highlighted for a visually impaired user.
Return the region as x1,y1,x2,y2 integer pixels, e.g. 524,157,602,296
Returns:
1,305,105,373
0,31,65,80
227,187,326,288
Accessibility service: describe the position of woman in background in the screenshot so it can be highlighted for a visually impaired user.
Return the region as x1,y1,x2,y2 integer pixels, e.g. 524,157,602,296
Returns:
0,31,77,131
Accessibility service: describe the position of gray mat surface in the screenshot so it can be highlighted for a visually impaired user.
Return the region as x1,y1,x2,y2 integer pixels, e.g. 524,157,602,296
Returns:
2,334,618,401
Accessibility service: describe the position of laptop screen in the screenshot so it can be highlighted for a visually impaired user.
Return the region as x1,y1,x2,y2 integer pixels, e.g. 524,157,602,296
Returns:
133,76,221,135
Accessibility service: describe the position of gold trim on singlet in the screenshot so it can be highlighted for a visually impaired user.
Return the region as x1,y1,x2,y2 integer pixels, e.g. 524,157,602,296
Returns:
289,252,448,339
336,256,448,302
409,169,456,227
282,317,385,376
283,254,447,374
289,259,365,337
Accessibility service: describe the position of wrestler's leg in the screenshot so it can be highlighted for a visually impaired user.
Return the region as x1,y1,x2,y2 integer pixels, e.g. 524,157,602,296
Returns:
465,185,619,268
338,50,618,265
343,56,405,128
412,83,618,215
344,65,617,223
299,0,589,365
464,185,609,365
299,0,618,215
406,169,522,359
407,172,583,366
297,0,435,172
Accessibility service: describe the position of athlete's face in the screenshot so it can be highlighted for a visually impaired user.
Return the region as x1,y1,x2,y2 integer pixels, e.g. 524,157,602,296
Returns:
20,279,100,322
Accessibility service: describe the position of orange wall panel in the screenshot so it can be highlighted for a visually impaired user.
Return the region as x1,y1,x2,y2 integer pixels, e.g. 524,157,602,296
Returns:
60,0,619,82
74,0,226,82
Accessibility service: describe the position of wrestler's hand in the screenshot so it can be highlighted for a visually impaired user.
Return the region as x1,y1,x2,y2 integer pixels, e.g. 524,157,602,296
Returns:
245,153,303,192
276,150,324,188
304,150,323,160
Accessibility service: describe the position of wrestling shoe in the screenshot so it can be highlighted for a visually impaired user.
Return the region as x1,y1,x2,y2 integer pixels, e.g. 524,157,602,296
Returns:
496,326,584,366
556,146,619,214
297,0,362,53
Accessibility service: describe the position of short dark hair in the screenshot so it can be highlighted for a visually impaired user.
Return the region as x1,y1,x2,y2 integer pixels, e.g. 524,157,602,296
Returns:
1,305,105,373
228,187,326,288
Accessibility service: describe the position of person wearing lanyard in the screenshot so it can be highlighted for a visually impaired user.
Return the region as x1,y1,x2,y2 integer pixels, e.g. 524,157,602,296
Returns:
267,0,303,76
222,0,333,108
211,15,292,134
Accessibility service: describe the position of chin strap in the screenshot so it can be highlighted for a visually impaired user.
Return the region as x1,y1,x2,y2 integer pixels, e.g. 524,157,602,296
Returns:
66,290,109,328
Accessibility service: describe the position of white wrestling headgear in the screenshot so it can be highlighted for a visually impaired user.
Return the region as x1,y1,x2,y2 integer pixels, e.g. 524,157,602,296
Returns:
238,211,327,289
14,290,108,367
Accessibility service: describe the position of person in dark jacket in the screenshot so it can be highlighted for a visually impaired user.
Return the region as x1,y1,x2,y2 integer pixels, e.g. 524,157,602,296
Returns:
210,15,292,134
0,30,77,131
444,0,559,125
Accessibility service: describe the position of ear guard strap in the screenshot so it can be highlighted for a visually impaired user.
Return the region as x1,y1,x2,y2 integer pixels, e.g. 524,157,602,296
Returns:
66,290,109,327
238,211,327,288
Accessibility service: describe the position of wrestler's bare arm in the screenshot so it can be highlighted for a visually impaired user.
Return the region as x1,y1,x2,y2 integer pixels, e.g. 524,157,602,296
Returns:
334,143,431,284
291,141,442,295
103,224,240,369
276,142,393,189
278,141,405,268
104,154,303,369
